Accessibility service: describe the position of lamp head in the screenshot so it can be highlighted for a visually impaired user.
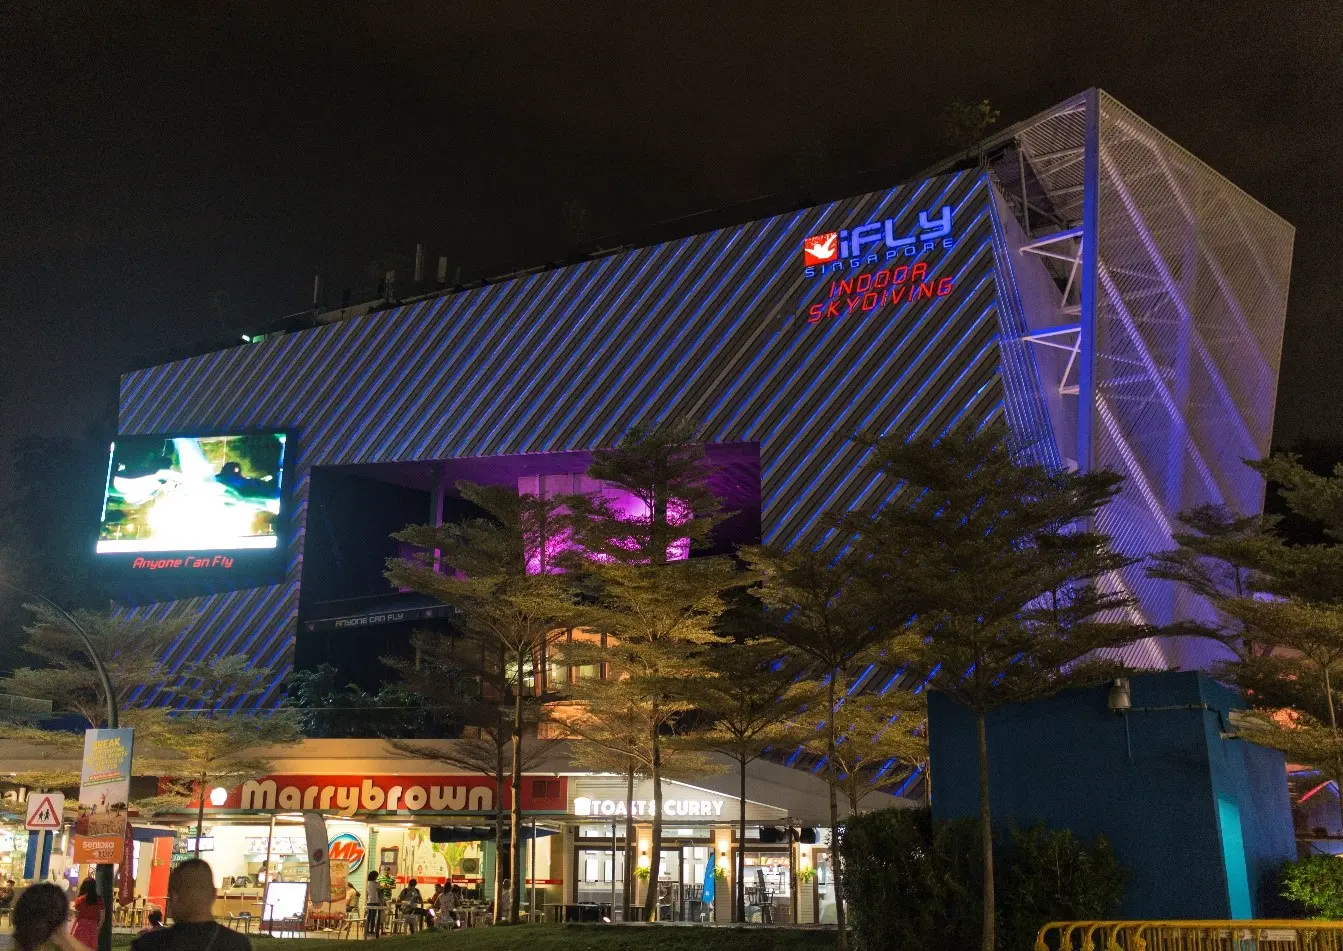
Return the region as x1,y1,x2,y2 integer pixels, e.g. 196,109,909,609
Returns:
1107,677,1132,713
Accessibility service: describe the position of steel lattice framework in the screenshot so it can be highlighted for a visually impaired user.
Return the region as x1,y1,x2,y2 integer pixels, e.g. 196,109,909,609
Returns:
930,88,1293,669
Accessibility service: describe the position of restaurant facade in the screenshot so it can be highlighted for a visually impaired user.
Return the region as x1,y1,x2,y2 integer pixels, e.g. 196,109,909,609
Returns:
1,739,865,924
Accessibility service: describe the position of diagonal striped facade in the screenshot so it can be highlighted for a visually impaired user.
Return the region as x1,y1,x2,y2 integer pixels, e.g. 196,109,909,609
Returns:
115,90,1293,708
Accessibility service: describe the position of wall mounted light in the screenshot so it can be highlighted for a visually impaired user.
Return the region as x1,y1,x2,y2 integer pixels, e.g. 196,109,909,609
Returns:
209,787,228,806
1107,678,1132,713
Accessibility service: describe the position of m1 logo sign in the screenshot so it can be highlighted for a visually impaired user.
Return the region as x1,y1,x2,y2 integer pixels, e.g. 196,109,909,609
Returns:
328,832,365,873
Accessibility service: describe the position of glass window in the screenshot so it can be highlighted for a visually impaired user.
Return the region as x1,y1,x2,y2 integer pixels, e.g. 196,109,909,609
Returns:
575,847,623,907
579,824,624,838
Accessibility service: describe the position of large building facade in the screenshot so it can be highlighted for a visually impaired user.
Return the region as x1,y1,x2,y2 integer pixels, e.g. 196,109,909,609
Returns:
112,90,1292,709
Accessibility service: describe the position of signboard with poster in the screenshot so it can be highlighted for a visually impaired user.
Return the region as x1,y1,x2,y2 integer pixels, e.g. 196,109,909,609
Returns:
72,728,134,864
329,859,349,904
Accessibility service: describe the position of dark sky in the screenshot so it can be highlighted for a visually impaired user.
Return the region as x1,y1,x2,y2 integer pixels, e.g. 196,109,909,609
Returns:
2,0,1340,492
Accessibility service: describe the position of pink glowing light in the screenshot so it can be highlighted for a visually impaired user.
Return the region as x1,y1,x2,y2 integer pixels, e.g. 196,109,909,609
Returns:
519,473,689,574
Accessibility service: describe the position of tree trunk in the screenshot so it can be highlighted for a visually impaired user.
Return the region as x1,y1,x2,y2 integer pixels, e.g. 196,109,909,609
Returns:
828,674,847,950
509,646,525,924
644,719,663,921
195,777,206,856
493,747,506,923
976,711,996,951
1324,667,1343,835
737,754,747,922
624,759,636,922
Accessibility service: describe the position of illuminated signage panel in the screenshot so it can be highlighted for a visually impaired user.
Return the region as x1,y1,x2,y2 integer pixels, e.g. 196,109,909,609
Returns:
97,432,287,561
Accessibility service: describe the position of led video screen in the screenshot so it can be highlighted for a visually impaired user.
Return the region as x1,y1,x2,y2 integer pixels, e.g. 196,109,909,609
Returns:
97,433,287,554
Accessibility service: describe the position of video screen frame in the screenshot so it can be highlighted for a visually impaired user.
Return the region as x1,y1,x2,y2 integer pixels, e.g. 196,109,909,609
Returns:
96,431,290,557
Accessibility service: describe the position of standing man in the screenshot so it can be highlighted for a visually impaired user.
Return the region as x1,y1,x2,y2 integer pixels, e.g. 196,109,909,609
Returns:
364,870,385,937
131,859,250,951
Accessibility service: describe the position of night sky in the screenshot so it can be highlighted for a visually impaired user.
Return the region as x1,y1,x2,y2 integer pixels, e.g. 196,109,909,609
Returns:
2,0,1340,496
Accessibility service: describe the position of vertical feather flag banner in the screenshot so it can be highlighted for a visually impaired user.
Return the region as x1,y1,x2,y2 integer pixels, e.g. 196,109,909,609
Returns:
304,812,331,903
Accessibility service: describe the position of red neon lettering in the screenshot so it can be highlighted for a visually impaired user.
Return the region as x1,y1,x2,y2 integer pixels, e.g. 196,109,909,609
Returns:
808,303,825,323
937,276,954,296
892,265,909,284
862,292,878,311
873,269,890,288
911,262,928,281
837,278,854,296
855,274,872,293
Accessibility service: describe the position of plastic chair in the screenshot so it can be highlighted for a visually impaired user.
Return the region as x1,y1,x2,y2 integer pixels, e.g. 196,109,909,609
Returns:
228,912,254,934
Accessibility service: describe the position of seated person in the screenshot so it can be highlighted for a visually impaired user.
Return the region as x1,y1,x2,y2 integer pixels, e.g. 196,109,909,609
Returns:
138,908,165,936
435,884,460,929
397,879,434,931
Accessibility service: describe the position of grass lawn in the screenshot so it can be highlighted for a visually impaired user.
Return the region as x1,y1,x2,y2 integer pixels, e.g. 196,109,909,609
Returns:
111,925,838,951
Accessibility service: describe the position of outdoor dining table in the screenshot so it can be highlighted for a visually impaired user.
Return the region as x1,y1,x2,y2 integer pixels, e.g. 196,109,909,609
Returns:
461,903,491,927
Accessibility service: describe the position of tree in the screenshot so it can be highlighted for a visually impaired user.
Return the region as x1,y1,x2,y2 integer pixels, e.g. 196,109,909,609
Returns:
558,634,725,915
549,632,651,922
849,424,1140,951
939,99,1001,154
4,603,183,728
681,640,816,921
387,482,578,924
572,419,745,921
383,628,550,916
743,543,914,949
809,690,927,818
135,655,302,850
1148,458,1343,826
285,663,431,739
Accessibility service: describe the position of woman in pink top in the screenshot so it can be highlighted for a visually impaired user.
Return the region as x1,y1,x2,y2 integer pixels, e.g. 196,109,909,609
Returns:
69,879,103,949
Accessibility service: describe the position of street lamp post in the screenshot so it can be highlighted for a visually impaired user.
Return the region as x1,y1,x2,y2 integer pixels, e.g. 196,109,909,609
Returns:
2,585,118,951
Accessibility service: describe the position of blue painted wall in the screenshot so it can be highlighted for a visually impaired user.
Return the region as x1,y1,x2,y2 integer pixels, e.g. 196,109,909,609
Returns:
929,670,1295,919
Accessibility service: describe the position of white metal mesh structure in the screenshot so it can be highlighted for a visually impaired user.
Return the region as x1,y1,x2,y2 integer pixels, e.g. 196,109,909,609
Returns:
926,89,1294,668
1092,93,1293,657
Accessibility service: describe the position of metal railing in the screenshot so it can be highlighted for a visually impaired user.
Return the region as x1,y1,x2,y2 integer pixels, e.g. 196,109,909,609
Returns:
1037,920,1343,951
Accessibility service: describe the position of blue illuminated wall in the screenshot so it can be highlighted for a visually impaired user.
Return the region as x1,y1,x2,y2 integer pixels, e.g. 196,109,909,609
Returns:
118,170,1028,708
928,671,1296,919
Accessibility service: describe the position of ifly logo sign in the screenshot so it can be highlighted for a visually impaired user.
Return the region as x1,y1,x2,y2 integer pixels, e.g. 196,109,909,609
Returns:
803,205,955,277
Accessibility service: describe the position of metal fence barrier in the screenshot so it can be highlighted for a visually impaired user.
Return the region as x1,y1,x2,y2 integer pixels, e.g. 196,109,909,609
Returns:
1036,920,1343,951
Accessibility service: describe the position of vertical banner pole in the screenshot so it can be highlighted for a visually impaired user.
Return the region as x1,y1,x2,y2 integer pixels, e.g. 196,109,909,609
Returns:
40,830,54,879
24,831,38,880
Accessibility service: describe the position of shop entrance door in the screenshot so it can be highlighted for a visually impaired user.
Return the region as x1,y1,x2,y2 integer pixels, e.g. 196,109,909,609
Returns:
679,845,712,922
652,849,680,921
814,849,836,924
574,845,624,917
